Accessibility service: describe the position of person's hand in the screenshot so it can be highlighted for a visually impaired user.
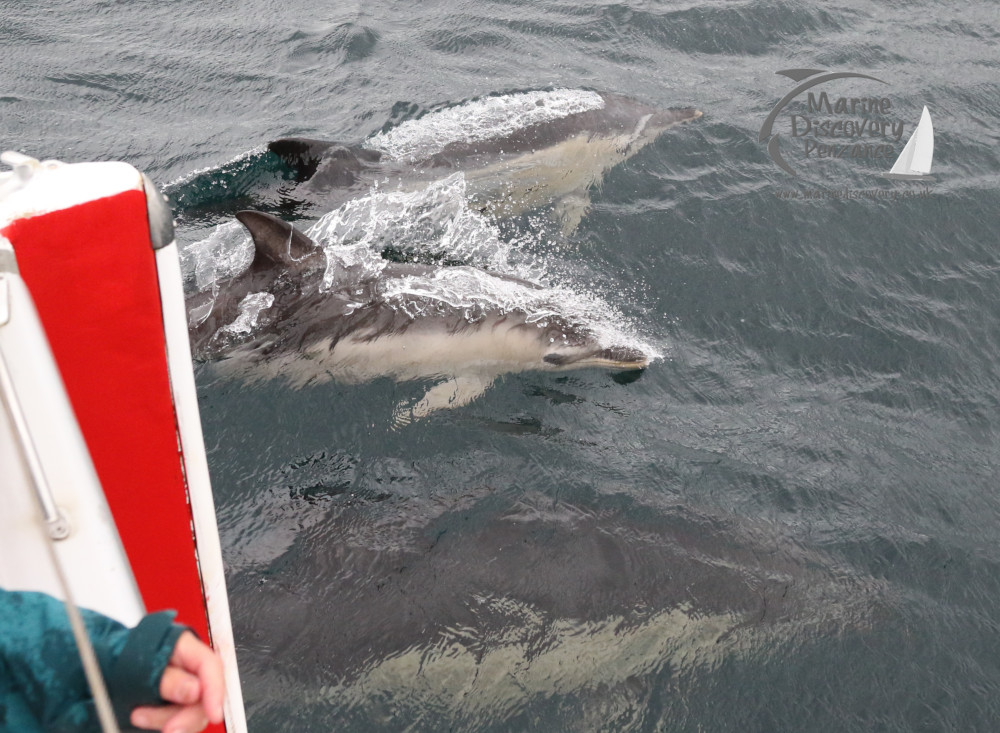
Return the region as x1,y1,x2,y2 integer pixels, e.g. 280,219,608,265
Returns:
129,631,226,733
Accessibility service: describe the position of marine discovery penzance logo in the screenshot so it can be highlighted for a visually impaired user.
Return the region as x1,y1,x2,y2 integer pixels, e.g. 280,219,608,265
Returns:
759,69,935,181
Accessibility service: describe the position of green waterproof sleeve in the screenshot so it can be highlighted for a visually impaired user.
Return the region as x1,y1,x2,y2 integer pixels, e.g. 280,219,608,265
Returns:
0,589,186,732
108,610,187,727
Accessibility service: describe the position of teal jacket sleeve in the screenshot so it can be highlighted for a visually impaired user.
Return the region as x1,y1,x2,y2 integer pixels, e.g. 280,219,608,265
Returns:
0,588,187,732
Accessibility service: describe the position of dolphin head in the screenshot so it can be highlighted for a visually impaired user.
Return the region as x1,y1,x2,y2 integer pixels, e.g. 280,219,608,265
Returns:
543,343,650,370
590,93,702,152
515,316,650,372
646,106,703,137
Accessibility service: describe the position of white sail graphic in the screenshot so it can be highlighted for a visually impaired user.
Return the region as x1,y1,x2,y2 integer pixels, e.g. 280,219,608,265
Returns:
885,106,934,180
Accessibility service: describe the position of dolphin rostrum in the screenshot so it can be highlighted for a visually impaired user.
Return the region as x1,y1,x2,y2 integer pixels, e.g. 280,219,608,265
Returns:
267,90,702,231
188,210,650,420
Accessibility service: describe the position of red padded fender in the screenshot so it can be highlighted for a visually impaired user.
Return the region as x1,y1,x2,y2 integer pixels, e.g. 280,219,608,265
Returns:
3,189,213,654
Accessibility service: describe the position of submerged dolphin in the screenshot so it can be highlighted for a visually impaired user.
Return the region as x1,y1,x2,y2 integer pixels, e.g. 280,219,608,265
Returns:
267,90,702,231
228,490,883,725
187,210,649,419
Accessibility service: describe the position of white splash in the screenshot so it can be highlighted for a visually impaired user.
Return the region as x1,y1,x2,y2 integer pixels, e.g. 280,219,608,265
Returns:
307,172,540,293
180,218,254,293
306,173,656,359
363,89,605,163
163,145,266,192
219,291,275,335
382,266,560,322
180,134,657,362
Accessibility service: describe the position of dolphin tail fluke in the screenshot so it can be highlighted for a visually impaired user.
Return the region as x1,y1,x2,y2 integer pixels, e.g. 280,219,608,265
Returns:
393,375,495,427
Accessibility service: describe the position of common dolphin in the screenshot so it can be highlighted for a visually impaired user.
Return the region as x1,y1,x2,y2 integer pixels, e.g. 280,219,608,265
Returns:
188,211,650,420
228,490,883,726
267,90,702,231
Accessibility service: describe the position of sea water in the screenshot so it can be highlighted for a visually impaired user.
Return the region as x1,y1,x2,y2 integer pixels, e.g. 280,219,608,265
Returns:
3,0,1000,730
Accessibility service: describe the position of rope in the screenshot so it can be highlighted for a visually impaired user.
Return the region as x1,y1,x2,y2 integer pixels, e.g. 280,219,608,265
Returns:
39,521,122,733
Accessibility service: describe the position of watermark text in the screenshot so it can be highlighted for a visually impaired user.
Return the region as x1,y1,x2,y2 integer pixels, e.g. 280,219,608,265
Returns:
774,186,933,201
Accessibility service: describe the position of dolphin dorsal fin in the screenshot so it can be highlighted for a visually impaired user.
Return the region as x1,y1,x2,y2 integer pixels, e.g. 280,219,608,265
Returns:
235,210,318,266
268,138,381,182
268,138,340,180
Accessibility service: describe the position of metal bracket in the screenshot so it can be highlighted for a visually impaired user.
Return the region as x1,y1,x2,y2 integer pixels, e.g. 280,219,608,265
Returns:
46,510,72,541
0,287,72,541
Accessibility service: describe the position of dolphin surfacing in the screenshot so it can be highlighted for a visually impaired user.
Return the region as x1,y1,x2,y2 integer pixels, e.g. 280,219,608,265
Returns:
188,210,651,419
267,90,701,231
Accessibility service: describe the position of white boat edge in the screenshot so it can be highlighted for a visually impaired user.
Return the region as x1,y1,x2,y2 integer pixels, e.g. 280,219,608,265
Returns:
155,239,248,733
0,154,248,733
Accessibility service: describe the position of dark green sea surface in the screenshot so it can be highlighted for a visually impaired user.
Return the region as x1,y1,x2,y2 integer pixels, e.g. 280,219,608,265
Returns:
3,0,1000,730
